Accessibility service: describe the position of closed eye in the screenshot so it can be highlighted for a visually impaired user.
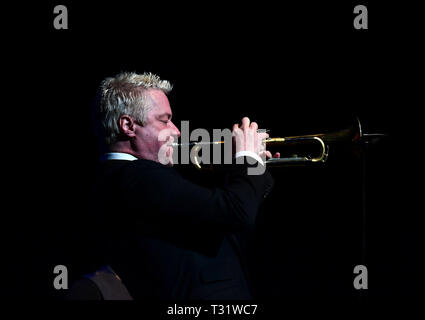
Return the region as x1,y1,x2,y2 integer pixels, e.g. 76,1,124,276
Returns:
158,114,172,124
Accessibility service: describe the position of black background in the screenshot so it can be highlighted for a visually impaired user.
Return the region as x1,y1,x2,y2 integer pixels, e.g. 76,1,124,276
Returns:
2,0,423,305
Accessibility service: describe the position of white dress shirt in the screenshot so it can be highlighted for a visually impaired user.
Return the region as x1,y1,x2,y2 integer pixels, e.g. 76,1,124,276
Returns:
101,152,138,161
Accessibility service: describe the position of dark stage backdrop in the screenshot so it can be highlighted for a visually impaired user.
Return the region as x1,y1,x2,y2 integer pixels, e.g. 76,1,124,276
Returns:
2,1,423,305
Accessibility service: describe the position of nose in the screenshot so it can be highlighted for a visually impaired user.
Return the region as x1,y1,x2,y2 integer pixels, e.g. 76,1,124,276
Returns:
170,121,180,137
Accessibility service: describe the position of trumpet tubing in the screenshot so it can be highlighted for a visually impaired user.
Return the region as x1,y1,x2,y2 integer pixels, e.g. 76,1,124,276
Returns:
173,118,363,169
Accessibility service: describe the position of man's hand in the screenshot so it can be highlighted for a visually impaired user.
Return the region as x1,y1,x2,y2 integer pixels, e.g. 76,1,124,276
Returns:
232,117,280,160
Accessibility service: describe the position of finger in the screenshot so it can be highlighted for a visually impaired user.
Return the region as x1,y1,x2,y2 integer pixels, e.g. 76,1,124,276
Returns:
232,123,240,131
273,152,281,158
258,132,269,140
259,150,269,158
250,121,258,131
258,138,266,149
246,126,257,152
241,117,250,129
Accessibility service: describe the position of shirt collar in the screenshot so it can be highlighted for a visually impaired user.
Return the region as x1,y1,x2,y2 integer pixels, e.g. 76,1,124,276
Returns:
101,152,138,161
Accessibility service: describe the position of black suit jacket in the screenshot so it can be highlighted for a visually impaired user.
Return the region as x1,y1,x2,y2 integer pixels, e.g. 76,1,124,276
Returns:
83,157,273,300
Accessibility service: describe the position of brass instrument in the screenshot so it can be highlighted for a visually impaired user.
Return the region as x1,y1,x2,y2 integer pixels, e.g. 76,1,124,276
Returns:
173,118,379,169
264,118,363,166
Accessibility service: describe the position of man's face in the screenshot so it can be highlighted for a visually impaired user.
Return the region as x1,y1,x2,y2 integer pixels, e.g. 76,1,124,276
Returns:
134,89,180,166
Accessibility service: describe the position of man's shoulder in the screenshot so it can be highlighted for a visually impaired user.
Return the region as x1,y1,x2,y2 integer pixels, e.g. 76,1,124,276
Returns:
100,159,168,170
99,159,176,181
126,159,174,172
95,159,178,195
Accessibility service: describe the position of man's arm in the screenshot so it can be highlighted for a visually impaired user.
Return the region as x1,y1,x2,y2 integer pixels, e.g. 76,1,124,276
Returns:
119,158,273,231
120,116,274,231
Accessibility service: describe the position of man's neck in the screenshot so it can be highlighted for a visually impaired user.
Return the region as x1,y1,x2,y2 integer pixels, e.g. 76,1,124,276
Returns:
108,142,138,158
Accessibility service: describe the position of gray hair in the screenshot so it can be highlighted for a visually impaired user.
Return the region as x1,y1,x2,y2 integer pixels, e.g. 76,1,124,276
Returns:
97,71,172,146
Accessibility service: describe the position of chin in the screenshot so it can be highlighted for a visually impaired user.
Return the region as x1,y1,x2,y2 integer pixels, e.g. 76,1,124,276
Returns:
158,155,174,167
164,156,173,166
166,148,174,166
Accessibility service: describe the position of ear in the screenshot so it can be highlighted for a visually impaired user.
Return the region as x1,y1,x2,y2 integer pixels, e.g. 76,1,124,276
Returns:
118,115,137,138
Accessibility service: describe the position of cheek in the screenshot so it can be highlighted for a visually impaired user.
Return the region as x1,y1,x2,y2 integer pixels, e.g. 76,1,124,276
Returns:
157,128,173,144
141,126,162,144
139,124,172,151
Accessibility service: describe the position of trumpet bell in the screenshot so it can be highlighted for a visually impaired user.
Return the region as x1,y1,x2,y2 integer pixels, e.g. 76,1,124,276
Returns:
263,117,362,166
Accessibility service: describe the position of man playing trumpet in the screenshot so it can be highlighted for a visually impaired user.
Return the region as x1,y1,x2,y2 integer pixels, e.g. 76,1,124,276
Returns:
68,71,276,300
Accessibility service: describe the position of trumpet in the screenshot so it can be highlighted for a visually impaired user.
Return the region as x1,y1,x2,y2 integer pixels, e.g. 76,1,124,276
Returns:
173,118,383,169
263,118,364,165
